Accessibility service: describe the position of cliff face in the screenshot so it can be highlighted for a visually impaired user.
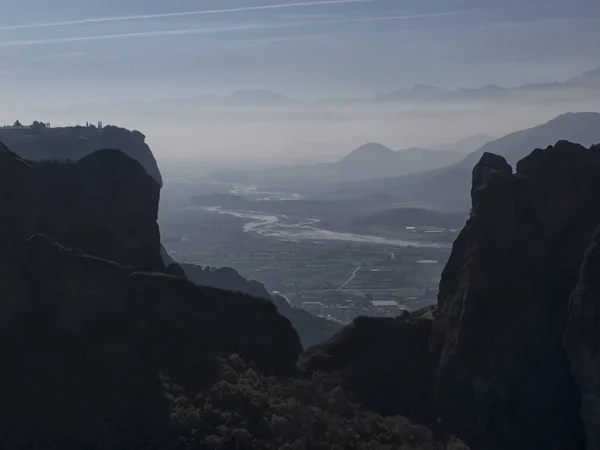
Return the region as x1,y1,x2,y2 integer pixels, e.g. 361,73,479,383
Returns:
566,220,600,450
0,145,165,272
0,125,162,186
0,144,303,447
300,141,600,449
431,141,600,449
0,146,302,368
35,149,164,271
0,143,37,238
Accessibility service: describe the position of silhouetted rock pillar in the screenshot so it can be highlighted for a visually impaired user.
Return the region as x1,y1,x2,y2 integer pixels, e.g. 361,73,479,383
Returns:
566,225,600,450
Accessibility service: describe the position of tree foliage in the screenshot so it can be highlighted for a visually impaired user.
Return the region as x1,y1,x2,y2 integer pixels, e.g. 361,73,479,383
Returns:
166,355,468,450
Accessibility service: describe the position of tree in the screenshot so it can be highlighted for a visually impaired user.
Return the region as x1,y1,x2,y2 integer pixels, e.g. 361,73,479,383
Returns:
13,120,22,127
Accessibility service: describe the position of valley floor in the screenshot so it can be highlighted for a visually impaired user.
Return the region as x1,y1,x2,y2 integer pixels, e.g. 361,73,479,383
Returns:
160,204,453,324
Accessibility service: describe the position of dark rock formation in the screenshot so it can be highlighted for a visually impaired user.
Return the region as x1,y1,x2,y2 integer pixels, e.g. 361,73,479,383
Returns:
0,140,305,447
277,304,342,349
181,263,275,299
178,260,342,348
0,233,302,448
35,150,163,271
0,124,162,185
0,145,164,271
566,222,600,450
0,144,37,238
300,315,435,424
431,141,600,449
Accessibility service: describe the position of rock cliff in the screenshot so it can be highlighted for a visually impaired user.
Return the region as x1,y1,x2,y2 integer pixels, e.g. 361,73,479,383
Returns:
431,141,600,449
566,218,600,450
299,140,600,449
0,124,162,185
35,149,164,271
0,142,303,447
0,143,37,238
0,144,165,272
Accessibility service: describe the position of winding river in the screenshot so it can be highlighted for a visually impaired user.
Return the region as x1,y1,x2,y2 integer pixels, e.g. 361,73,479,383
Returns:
203,206,448,248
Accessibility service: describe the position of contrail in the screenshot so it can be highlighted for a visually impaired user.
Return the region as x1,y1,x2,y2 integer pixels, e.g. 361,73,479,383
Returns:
330,11,468,23
0,0,374,31
0,11,469,47
0,25,265,46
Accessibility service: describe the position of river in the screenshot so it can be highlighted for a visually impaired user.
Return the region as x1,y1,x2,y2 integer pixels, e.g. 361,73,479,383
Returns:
203,206,447,248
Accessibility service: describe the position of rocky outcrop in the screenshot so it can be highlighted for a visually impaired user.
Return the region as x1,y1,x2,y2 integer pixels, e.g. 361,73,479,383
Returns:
178,260,342,348
431,141,600,449
0,142,301,367
1,124,162,185
35,149,164,271
299,315,435,424
0,144,37,238
272,299,342,349
566,222,600,450
180,262,276,299
0,145,164,271
0,140,304,447
0,233,302,448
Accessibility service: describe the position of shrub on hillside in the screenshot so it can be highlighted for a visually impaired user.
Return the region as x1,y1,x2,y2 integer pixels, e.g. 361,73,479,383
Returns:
165,355,468,450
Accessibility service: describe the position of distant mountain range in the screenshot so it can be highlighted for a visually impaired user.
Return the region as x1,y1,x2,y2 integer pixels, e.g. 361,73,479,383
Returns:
205,66,600,106
325,67,600,104
47,67,600,114
210,142,465,186
330,112,600,211
180,66,598,107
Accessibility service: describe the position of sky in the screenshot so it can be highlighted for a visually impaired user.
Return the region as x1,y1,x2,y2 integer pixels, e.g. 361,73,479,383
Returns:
0,0,599,166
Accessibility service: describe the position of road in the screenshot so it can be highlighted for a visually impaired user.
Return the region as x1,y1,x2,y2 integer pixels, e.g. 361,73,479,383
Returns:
338,266,362,290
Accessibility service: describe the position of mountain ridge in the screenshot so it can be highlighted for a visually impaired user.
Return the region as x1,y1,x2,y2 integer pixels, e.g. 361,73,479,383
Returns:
330,112,600,210
37,66,600,113
211,142,464,186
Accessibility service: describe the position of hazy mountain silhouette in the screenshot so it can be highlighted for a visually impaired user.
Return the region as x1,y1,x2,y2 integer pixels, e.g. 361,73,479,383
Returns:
564,67,600,88
332,112,600,210
322,66,600,104
373,67,600,103
211,142,463,186
433,134,495,154
37,67,600,119
458,112,600,168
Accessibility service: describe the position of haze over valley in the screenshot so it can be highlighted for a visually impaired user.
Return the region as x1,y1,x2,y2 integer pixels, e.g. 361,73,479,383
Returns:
3,0,600,448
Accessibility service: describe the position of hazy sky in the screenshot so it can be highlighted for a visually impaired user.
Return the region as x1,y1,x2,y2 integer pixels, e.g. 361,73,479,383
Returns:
0,0,599,165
